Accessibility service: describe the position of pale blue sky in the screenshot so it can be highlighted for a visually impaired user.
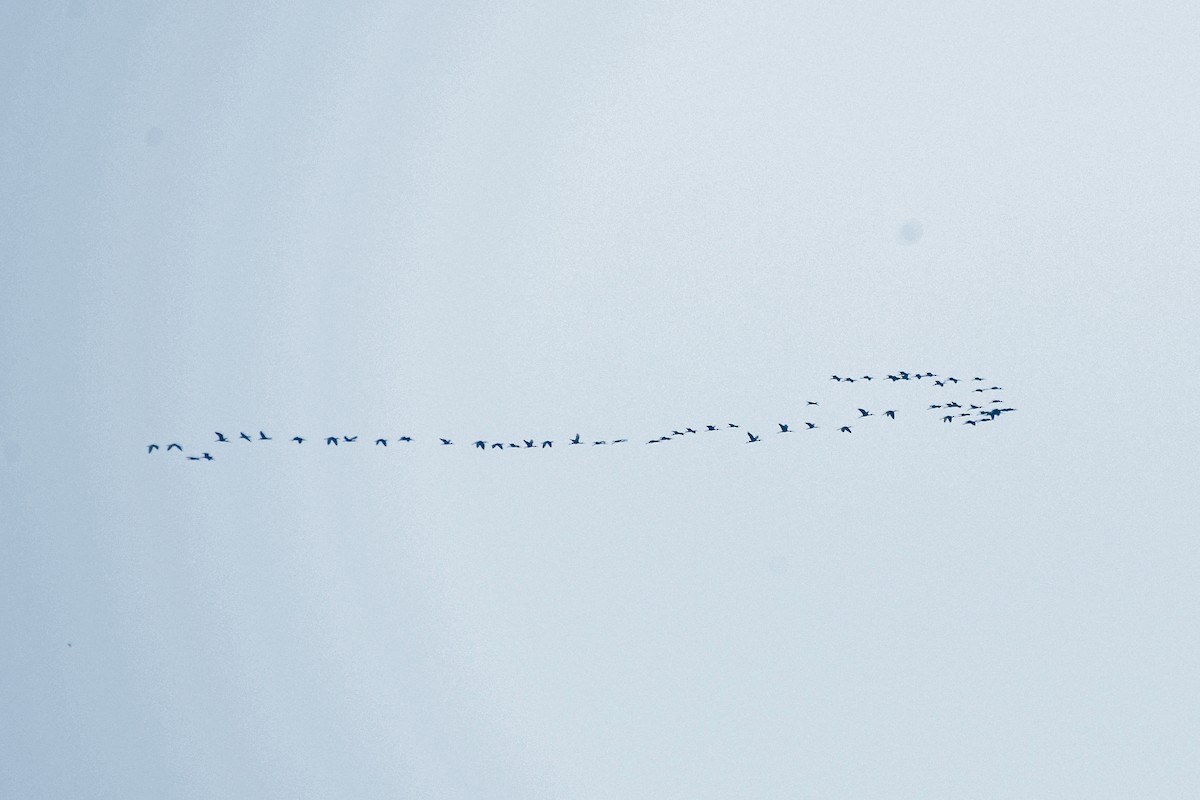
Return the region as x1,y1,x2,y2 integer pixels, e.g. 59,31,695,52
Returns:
3,2,1199,797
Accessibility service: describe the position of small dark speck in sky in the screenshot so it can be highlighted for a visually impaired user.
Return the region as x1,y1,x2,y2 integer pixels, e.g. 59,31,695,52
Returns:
899,219,924,244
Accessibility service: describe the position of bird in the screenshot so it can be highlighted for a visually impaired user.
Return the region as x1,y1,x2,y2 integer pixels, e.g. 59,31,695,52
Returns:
862,375,873,380
706,425,718,431
887,375,900,381
973,377,984,381
202,453,213,461
166,443,182,451
508,443,520,448
946,402,961,408
593,441,607,445
975,388,986,393
671,430,686,437
343,436,358,443
805,422,817,429
541,440,553,448
215,432,230,442
258,431,271,441
946,377,959,383
187,456,200,461
990,386,1003,390
934,380,945,387
239,432,253,442
991,399,1004,404
147,444,159,453
929,404,942,409
474,440,487,450
943,415,954,423
685,428,696,434
613,439,628,444
839,426,852,433
292,436,305,444
727,423,739,428
970,404,981,409
843,377,856,383
965,420,978,425
440,438,453,445
899,371,910,379
375,439,388,446
747,432,760,442
398,436,413,442
326,437,338,445
807,401,819,406
491,443,504,450
884,410,896,419
778,423,791,433
524,440,535,448
831,375,842,381
570,434,582,445
857,408,872,417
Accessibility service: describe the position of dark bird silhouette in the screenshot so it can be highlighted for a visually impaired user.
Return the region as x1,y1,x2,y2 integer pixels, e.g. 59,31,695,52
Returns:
524,440,535,448
343,436,358,443
831,375,841,381
934,380,945,386
671,431,686,437
965,420,978,425
326,437,338,445
857,408,872,417
843,377,856,383
747,432,760,442
215,432,229,442
990,386,1003,390
943,415,954,423
924,372,936,377
593,441,607,446
862,375,873,380
292,436,305,443
398,436,412,442
899,371,910,379
884,410,896,419
613,439,627,443
840,426,852,433
778,423,791,432
805,422,817,429
973,377,984,381
166,443,182,451
706,425,718,431
685,428,696,434
728,423,739,428
541,440,552,448
984,409,1002,419
258,431,271,441
570,434,582,445
914,373,924,380
147,444,159,453
440,438,453,445
929,404,942,409
491,443,504,450
474,440,487,449
187,456,200,461
887,375,900,381
375,439,388,446
946,377,959,383
508,443,520,448
975,388,985,393
202,453,213,460
239,432,253,442
970,404,981,409
991,399,1004,404
946,402,961,408
807,401,819,406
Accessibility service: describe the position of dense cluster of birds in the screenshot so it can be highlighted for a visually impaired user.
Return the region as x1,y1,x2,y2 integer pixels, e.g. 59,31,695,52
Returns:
145,371,1017,462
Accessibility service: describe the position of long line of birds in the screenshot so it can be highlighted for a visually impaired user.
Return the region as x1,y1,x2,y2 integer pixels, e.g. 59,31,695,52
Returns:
145,371,1017,462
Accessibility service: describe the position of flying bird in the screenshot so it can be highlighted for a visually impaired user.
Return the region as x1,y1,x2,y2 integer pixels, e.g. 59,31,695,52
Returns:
202,453,213,461
831,375,841,381
187,456,200,461
215,432,230,442
398,436,412,442
491,443,505,450
934,380,945,386
807,401,818,406
166,443,182,451
727,423,739,428
524,440,535,448
943,415,954,423
843,377,856,383
685,428,696,434
147,444,159,453
541,440,553,448
613,439,627,443
805,422,817,429
326,437,338,445
747,432,760,442
929,404,942,409
440,438,453,445
375,439,388,446
840,426,852,433
239,432,253,442
706,425,718,431
593,441,607,446
474,440,487,450
862,375,873,380
965,420,978,425
884,410,896,419
857,408,872,417
258,431,271,440
570,434,582,445
778,423,791,432
292,436,305,443
343,436,358,442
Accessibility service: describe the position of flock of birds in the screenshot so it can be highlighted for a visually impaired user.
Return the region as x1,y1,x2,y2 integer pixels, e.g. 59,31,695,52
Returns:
145,371,1017,462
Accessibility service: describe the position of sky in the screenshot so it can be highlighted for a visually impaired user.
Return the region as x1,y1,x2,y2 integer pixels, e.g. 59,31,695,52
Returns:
2,1,1199,797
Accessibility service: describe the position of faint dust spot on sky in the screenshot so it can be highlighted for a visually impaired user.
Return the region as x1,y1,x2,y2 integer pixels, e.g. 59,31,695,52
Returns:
899,219,924,244
144,126,163,147
3,440,21,464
